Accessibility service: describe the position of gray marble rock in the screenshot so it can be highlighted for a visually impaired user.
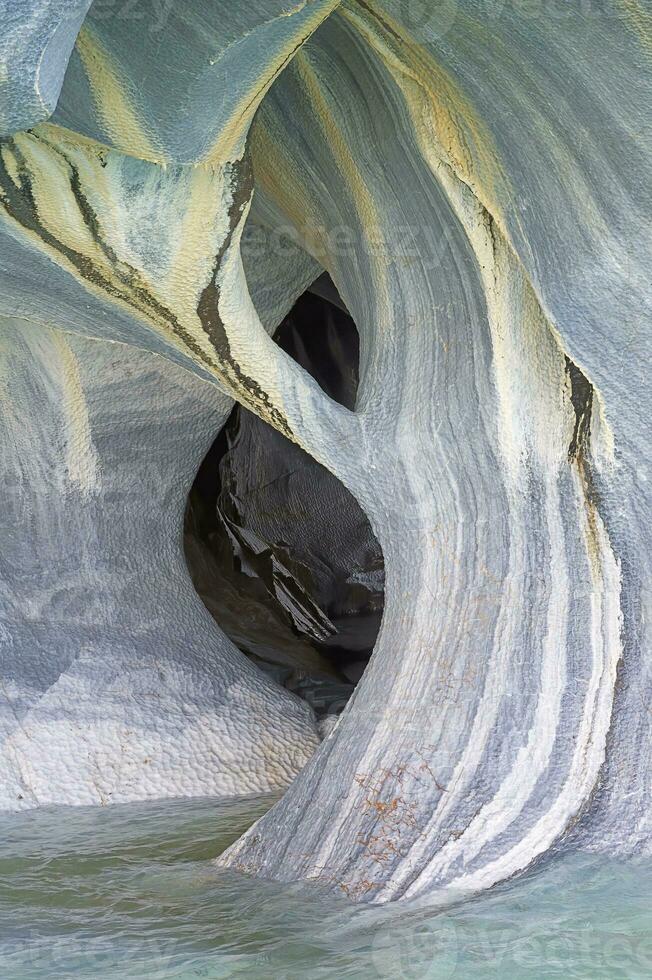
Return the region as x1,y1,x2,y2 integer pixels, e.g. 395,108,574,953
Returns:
0,0,649,903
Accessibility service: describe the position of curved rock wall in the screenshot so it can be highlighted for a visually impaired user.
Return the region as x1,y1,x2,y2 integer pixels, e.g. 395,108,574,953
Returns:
0,0,649,901
0,318,319,807
217,9,630,899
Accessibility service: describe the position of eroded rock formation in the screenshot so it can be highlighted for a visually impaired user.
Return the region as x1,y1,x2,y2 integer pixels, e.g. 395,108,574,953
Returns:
0,0,650,903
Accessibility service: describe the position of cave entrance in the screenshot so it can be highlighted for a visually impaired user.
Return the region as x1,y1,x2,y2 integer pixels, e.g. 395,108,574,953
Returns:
184,274,384,722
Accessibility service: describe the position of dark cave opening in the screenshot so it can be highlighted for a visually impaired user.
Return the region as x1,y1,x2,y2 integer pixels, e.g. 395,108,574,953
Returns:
184,274,384,719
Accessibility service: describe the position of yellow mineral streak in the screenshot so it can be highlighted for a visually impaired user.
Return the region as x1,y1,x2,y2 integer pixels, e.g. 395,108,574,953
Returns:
341,0,615,476
340,0,505,220
166,163,232,322
0,3,347,394
205,0,342,165
50,330,100,495
252,116,324,240
259,47,393,353
75,27,162,164
12,132,106,261
292,49,379,238
1,131,223,379
618,0,652,49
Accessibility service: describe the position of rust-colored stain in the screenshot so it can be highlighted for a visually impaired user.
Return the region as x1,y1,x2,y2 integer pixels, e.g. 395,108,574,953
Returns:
349,762,444,869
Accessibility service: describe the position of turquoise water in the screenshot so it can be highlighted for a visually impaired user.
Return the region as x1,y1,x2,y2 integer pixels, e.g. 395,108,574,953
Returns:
1,796,650,979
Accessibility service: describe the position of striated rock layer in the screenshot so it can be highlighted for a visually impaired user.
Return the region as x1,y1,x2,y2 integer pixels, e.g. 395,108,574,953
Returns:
0,0,650,902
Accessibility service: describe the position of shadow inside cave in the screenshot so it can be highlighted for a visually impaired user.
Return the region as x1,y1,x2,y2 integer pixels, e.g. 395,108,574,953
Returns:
184,275,384,721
